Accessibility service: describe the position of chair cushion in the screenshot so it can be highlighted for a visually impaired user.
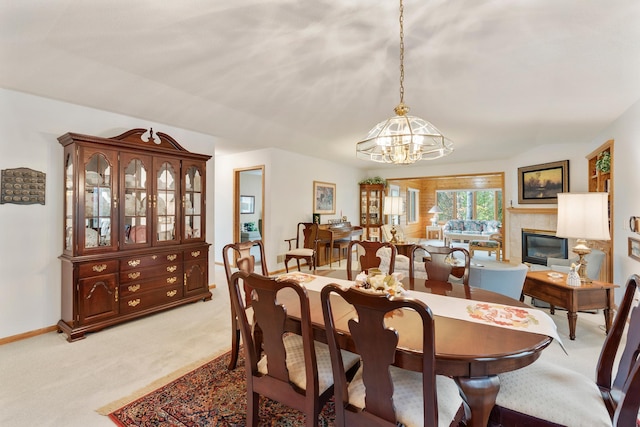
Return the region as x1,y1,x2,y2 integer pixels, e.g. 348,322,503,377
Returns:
347,365,464,427
258,334,360,394
286,248,314,257
496,359,611,426
469,240,499,248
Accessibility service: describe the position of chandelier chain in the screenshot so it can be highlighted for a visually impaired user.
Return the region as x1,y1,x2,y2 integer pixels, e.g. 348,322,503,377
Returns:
399,0,405,105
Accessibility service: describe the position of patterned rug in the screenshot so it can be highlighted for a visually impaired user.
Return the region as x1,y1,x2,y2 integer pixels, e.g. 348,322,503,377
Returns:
108,350,336,426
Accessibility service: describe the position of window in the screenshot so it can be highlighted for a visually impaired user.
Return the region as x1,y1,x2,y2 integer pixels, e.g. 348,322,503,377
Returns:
437,189,502,222
407,188,419,223
388,184,400,225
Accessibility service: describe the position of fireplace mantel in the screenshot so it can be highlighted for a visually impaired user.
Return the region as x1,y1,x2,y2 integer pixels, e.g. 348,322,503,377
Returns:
507,207,557,215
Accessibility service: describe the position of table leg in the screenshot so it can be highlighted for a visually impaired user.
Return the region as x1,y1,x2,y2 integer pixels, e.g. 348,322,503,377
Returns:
604,289,614,334
456,375,500,427
567,310,578,340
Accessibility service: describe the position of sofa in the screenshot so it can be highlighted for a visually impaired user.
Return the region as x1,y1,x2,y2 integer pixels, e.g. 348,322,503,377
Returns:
443,219,501,245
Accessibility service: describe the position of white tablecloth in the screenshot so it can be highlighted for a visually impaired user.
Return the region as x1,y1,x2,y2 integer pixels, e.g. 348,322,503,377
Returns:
276,272,566,353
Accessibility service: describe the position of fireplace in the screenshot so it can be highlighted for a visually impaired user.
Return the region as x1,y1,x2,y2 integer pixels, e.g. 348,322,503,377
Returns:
521,229,568,265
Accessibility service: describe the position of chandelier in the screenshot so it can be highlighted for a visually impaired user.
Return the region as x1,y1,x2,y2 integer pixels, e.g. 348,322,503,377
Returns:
356,0,453,165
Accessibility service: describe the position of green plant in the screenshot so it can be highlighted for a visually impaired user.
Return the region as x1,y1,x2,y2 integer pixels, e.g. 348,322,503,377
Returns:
595,151,610,173
358,176,387,186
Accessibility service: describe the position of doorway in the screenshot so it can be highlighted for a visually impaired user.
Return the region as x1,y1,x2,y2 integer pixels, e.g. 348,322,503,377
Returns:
234,166,265,260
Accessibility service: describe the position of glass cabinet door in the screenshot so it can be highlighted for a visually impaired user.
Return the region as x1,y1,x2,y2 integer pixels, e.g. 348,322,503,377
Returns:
183,163,204,241
82,148,117,251
122,153,150,246
155,158,179,244
64,150,74,252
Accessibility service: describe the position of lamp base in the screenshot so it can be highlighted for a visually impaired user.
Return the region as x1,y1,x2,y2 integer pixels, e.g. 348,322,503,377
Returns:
390,226,399,244
572,239,592,283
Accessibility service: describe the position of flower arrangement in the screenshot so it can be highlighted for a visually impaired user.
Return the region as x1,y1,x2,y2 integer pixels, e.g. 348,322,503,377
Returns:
354,269,406,296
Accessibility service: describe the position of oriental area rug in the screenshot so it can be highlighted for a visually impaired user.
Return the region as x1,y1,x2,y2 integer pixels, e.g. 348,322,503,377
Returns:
106,350,335,426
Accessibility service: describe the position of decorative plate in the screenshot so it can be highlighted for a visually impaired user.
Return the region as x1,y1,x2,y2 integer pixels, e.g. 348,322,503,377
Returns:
85,228,99,248
466,303,539,328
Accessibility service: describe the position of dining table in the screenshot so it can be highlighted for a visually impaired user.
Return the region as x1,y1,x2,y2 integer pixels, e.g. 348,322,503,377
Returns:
275,270,559,427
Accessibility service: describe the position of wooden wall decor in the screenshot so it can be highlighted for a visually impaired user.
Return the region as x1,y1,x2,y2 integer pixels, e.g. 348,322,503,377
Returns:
1,167,46,205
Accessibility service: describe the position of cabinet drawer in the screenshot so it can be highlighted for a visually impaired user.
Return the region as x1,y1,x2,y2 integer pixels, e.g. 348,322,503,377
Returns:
78,260,119,277
120,274,185,297
120,285,183,314
121,252,183,270
185,247,207,261
120,265,183,284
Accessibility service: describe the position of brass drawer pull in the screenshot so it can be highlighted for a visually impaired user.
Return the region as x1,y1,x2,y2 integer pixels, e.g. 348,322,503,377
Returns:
191,250,200,258
128,284,141,293
167,254,177,261
128,272,141,280
128,299,140,307
92,264,107,273
167,276,177,284
128,259,141,267
167,265,177,273
166,290,177,297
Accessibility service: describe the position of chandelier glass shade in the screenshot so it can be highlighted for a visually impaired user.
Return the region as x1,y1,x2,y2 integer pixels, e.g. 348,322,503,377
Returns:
356,0,453,165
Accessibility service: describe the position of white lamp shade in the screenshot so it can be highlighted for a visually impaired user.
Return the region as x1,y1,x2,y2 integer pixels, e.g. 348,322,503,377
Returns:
556,192,611,241
383,196,405,216
428,205,442,214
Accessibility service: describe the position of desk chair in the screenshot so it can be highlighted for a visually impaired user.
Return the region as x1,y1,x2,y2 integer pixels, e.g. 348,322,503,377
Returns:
320,284,467,427
229,271,360,427
346,240,396,280
284,222,319,272
222,240,268,370
490,274,640,426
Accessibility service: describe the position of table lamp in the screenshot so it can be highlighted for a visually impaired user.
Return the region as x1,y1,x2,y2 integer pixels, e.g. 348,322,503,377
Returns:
383,196,404,243
555,192,610,283
428,205,442,226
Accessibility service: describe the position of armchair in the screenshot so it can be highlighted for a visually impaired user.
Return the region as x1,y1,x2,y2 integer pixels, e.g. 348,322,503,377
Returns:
284,222,319,272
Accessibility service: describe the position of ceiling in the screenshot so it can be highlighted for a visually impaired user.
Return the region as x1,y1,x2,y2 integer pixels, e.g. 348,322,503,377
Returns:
2,0,639,169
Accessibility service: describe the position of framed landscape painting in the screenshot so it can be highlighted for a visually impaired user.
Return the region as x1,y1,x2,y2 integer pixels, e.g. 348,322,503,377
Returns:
518,160,569,204
313,181,336,214
629,237,640,262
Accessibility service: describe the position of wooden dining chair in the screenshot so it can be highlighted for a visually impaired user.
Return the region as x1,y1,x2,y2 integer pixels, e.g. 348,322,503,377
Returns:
346,240,396,280
320,284,468,427
222,240,268,370
410,245,471,285
229,271,360,427
284,222,320,272
490,274,640,427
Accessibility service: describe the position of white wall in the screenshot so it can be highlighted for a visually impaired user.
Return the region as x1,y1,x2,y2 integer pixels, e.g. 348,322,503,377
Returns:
591,99,640,289
214,148,363,272
0,89,216,339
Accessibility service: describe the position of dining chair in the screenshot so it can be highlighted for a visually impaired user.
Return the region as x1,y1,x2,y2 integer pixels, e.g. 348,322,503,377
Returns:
490,274,640,426
222,240,268,370
346,240,396,280
320,284,468,427
284,222,320,272
229,271,360,427
410,245,471,285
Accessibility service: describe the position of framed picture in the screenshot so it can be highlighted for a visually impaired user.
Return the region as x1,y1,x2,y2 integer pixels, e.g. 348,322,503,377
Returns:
240,195,255,214
313,181,336,214
629,237,640,262
518,160,569,204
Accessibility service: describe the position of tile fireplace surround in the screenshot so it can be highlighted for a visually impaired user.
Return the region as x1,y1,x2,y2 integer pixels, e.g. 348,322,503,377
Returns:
506,208,558,264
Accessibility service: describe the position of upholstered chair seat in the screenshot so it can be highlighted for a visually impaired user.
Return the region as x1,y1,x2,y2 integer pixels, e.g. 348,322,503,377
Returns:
347,365,465,427
495,360,611,426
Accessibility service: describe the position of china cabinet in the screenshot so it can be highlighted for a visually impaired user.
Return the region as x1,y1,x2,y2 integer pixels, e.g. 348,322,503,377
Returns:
586,139,614,282
58,128,211,341
359,183,384,240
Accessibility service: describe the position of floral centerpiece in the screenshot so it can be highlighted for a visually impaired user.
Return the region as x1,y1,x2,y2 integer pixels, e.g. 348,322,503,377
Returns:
354,269,406,296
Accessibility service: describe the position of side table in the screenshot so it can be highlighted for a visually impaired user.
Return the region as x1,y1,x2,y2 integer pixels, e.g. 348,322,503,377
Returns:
521,270,617,340
426,225,443,240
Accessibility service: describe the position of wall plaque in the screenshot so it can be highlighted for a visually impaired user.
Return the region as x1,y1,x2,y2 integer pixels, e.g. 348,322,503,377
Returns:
1,167,46,205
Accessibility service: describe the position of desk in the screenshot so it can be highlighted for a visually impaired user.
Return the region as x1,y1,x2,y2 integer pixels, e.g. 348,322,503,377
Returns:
280,270,552,427
522,270,617,340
